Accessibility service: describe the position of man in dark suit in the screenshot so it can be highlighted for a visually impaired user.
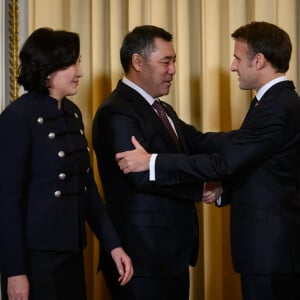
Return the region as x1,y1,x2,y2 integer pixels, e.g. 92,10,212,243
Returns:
116,22,300,300
92,25,225,300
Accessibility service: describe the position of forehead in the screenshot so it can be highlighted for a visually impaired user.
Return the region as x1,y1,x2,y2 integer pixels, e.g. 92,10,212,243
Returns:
151,37,176,58
234,39,250,57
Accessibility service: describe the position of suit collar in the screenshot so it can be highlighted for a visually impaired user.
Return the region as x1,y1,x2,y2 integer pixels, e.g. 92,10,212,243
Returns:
256,76,288,100
260,80,295,102
241,80,295,127
122,77,156,106
116,80,185,152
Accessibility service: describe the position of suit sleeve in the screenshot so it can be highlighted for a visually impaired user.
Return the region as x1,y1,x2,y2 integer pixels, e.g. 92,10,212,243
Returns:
84,170,121,252
177,117,237,155
155,102,285,185
0,109,31,277
93,108,204,202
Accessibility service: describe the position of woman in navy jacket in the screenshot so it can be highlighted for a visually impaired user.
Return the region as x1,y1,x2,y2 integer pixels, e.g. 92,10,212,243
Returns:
0,28,133,300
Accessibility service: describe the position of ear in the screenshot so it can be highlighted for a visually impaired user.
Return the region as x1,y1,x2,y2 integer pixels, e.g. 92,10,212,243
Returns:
254,53,266,70
131,53,144,71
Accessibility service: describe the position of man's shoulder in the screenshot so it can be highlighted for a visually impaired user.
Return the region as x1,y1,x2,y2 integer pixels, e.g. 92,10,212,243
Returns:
99,90,132,111
98,85,149,114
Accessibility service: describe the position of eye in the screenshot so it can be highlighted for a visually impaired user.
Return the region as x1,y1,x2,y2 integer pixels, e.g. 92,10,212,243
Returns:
161,60,169,65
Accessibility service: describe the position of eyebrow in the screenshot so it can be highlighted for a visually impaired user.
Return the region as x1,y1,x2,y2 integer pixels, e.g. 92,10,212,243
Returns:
161,55,176,60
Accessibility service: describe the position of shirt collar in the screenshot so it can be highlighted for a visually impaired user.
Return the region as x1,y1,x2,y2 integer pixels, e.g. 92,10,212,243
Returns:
256,75,288,101
122,77,156,106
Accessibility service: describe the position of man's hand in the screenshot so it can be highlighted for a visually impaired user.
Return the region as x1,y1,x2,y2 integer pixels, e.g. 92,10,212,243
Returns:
7,275,29,300
111,247,134,286
115,136,151,173
202,181,223,204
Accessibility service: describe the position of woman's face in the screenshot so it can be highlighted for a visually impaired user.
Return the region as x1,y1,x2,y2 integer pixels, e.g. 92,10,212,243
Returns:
48,56,83,101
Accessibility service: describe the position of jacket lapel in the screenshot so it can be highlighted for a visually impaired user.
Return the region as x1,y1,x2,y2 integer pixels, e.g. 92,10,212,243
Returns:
117,81,183,152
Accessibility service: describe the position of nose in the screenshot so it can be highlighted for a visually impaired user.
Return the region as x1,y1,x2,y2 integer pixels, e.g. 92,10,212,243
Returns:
169,61,176,75
230,60,237,72
77,63,83,77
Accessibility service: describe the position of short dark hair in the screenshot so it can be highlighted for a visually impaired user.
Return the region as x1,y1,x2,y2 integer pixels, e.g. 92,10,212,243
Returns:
231,21,292,73
120,25,173,73
18,27,80,94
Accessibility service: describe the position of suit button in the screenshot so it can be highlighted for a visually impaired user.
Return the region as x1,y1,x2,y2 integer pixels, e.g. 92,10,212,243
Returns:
74,112,79,119
84,186,87,192
80,129,84,135
58,173,66,180
86,146,90,152
54,191,62,197
86,167,90,173
58,151,65,158
48,132,56,139
37,117,44,124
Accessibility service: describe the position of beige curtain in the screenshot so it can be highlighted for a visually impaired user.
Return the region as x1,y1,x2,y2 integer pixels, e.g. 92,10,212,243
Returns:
27,1,299,299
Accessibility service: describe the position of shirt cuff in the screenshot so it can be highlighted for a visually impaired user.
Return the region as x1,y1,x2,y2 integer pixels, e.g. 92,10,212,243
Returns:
149,154,158,181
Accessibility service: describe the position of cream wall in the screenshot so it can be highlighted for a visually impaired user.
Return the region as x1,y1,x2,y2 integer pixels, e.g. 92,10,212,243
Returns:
23,1,299,300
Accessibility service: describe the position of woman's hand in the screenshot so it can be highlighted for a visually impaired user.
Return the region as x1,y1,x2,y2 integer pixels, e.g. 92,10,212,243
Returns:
111,247,134,285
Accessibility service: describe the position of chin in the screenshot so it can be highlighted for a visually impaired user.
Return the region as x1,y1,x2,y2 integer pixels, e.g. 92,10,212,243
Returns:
69,89,78,96
239,83,246,90
162,89,170,96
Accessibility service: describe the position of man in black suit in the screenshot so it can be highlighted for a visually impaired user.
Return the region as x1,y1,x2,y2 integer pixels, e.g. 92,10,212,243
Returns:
92,25,225,300
116,22,300,300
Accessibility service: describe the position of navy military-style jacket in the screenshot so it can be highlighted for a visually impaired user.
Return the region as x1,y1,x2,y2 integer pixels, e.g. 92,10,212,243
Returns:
0,92,120,277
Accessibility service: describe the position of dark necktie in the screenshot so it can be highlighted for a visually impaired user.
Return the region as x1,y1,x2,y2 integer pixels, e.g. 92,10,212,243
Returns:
249,96,259,112
251,96,257,106
152,100,180,149
244,96,259,123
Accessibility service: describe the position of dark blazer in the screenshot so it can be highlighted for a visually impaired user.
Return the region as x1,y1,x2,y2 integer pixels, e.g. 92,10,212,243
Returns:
154,81,300,274
92,80,227,278
0,92,120,277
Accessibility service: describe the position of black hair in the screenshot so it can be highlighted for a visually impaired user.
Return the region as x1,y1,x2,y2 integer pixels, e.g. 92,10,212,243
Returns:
120,25,173,73
17,27,80,94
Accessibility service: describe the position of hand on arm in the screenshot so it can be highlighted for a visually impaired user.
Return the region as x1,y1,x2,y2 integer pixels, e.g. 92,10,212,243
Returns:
111,247,134,286
202,181,223,204
115,136,151,173
7,275,29,300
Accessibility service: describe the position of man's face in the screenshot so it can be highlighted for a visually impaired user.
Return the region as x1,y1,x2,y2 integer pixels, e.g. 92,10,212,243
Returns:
230,40,259,91
139,37,176,98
